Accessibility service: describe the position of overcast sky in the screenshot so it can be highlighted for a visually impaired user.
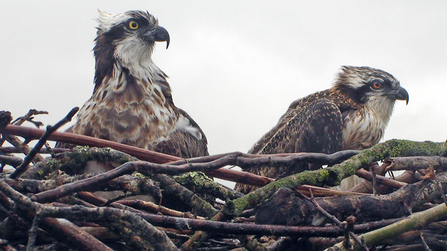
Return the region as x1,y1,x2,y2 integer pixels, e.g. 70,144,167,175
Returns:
2,1,447,158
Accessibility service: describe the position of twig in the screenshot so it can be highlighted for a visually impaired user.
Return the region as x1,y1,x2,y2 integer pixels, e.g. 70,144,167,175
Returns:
257,171,447,228
0,124,181,163
2,134,44,163
154,173,219,218
225,140,447,217
9,107,78,179
343,216,355,248
0,111,12,149
370,164,377,196
118,199,205,219
314,190,358,250
0,124,359,186
0,155,23,167
29,153,357,203
79,192,407,237
180,211,227,251
326,203,447,251
0,111,12,128
0,180,179,251
11,109,48,127
355,169,407,189
298,190,368,250
299,189,343,226
295,185,366,197
42,218,114,251
420,232,432,251
385,156,447,171
26,207,43,251
4,136,447,250
0,147,70,154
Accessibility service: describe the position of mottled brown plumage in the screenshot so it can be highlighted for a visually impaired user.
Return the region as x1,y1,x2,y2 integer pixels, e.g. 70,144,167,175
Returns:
235,66,409,193
59,10,208,159
57,10,210,203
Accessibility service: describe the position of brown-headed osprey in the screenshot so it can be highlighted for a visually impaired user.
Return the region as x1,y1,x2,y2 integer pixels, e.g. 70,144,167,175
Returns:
60,10,208,159
235,66,409,194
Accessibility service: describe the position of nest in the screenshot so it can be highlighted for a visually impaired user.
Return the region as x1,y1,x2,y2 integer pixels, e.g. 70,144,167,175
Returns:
1,109,447,251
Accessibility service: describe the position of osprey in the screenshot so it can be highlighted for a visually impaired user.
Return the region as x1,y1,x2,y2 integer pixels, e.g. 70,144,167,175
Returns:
235,66,409,194
61,10,208,159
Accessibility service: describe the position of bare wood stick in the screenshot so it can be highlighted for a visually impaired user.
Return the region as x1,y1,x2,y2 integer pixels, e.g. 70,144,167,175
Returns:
355,169,408,189
77,191,405,237
0,125,358,187
0,147,69,154
26,208,43,251
295,185,366,197
0,155,23,167
117,199,205,219
2,134,44,163
326,203,447,251
0,111,12,148
9,107,79,179
385,156,447,171
298,190,368,251
0,124,180,163
0,180,179,251
11,109,48,127
42,218,113,251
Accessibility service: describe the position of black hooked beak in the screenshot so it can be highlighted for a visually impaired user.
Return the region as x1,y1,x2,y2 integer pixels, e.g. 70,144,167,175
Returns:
143,26,170,49
389,86,409,105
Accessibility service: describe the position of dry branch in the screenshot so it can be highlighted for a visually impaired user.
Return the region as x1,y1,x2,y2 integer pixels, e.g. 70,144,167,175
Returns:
0,180,179,251
386,156,447,171
0,125,358,187
41,218,113,251
256,171,447,225
225,139,447,217
326,203,447,251
9,107,78,179
2,110,447,250
355,169,407,189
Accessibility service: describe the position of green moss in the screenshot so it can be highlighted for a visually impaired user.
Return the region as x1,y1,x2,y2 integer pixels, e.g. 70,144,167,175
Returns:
225,139,447,216
65,146,136,165
174,171,214,189
388,139,447,157
132,172,146,178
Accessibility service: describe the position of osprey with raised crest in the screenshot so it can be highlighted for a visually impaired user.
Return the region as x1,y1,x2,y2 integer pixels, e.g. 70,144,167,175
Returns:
61,10,208,159
235,66,409,193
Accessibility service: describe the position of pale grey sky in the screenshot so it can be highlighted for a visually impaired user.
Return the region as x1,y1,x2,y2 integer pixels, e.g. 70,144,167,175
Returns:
1,1,447,157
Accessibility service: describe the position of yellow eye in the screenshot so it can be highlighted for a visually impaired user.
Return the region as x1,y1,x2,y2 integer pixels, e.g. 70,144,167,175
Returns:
128,20,139,30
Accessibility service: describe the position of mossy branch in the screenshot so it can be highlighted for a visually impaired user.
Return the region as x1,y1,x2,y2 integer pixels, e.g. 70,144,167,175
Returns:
326,203,447,251
225,139,447,216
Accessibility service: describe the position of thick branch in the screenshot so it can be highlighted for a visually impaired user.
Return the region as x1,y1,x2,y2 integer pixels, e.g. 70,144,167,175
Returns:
256,171,447,225
225,139,447,216
1,125,358,186
386,156,447,171
327,203,447,251
9,107,78,179
42,218,113,251
0,180,179,251
0,125,180,163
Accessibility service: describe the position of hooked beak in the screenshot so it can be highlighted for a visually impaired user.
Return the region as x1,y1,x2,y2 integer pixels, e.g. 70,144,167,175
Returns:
390,86,409,105
142,26,170,49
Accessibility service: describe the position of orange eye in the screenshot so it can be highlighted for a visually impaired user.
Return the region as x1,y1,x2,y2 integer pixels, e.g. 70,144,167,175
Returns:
372,81,382,89
128,20,139,29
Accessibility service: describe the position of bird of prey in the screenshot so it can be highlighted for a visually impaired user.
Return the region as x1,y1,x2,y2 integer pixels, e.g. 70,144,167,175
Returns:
235,66,409,194
59,10,208,159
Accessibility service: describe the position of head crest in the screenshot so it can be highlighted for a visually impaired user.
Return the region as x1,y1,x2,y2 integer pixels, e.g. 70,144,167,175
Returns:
96,10,130,33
